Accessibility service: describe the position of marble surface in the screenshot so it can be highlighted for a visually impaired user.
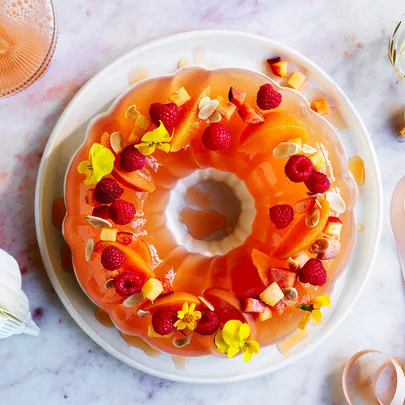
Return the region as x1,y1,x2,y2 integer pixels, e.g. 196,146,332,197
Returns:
1,0,405,403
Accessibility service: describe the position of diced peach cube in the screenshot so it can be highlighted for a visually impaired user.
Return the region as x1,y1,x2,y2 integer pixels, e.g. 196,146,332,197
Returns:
288,72,306,90
169,87,191,107
312,98,331,115
238,102,265,124
100,228,117,242
323,217,343,239
141,278,164,302
135,113,152,131
270,60,288,78
216,95,237,120
259,307,272,321
260,282,284,306
309,151,326,171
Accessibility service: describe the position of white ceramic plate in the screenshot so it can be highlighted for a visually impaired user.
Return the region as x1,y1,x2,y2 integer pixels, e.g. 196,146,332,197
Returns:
35,30,382,383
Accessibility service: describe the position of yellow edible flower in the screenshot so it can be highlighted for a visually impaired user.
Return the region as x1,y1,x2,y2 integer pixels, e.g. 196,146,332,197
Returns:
77,143,115,185
135,121,173,156
214,320,260,362
174,302,201,331
297,294,331,330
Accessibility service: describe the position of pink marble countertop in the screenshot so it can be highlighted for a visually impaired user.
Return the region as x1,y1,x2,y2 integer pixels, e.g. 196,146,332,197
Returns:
1,1,405,404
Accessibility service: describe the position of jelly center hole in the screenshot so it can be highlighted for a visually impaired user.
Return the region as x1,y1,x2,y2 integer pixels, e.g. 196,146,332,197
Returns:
179,180,242,241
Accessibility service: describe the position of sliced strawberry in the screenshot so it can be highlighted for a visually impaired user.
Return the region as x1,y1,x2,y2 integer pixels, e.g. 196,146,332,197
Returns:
270,299,287,315
268,267,298,289
242,298,266,313
294,197,316,214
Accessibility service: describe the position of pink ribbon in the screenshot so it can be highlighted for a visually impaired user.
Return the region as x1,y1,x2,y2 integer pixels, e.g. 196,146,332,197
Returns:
342,350,405,404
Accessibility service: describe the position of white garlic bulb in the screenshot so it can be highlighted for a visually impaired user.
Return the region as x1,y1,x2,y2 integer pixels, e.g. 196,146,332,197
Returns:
0,249,40,338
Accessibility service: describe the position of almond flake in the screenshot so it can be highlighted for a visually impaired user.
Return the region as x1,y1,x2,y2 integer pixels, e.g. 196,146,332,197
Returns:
273,142,300,159
305,208,320,228
309,238,330,254
315,199,323,209
172,333,192,348
198,296,215,311
209,110,222,123
326,191,346,214
198,99,219,120
137,309,151,317
287,257,299,271
198,96,211,110
110,132,125,154
85,238,94,262
125,105,139,120
302,144,317,154
105,279,115,289
85,215,112,229
283,287,298,302
123,292,144,307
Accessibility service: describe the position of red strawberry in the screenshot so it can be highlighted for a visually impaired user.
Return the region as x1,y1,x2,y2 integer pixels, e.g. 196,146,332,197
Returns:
101,245,126,270
149,102,179,132
195,309,220,335
270,299,287,315
299,258,327,286
285,155,313,183
269,204,294,229
109,199,136,225
94,178,123,204
92,205,110,220
294,197,316,214
304,171,331,194
317,238,341,261
152,308,178,335
268,267,298,289
116,231,134,246
256,83,282,110
119,145,146,172
158,277,173,295
115,272,143,297
202,123,232,150
242,298,266,313
85,188,98,206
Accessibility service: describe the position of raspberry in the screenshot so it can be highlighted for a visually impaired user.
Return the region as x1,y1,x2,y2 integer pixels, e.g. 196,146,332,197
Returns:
285,155,313,183
101,245,126,270
109,199,136,225
152,308,178,335
256,83,282,110
119,145,146,172
304,171,331,194
92,205,109,219
202,123,232,150
114,271,143,297
149,102,179,132
299,258,327,286
94,178,123,204
269,204,294,229
195,309,220,335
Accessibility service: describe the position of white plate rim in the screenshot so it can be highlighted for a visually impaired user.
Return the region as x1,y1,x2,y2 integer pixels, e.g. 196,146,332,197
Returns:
34,29,383,383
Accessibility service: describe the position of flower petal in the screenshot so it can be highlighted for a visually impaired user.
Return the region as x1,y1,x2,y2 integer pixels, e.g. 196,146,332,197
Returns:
182,302,189,313
177,310,185,319
223,320,242,346
227,344,240,359
313,294,331,308
141,122,170,143
214,331,229,354
135,142,155,156
245,340,260,354
77,160,91,175
242,347,253,362
238,323,250,341
311,309,323,323
189,303,196,313
192,310,202,320
176,321,186,331
156,142,171,153
298,312,311,330
187,320,197,331
174,319,181,328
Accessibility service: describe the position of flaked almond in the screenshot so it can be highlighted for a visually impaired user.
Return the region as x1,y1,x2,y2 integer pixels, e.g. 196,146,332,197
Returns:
198,96,211,110
198,99,219,120
326,191,346,214
198,296,214,311
137,309,151,317
309,238,330,254
110,132,125,154
123,292,144,307
85,238,94,262
125,105,139,120
85,215,112,229
302,144,317,154
172,333,192,348
104,279,115,289
209,110,222,123
273,142,300,159
305,208,320,228
315,199,323,209
287,257,299,271
283,287,298,302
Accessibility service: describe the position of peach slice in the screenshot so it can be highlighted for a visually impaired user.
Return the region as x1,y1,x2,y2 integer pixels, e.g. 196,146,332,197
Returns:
203,287,250,324
272,200,330,260
141,292,200,312
132,238,152,266
239,111,308,153
251,249,272,287
100,132,156,193
94,241,154,281
170,86,211,152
